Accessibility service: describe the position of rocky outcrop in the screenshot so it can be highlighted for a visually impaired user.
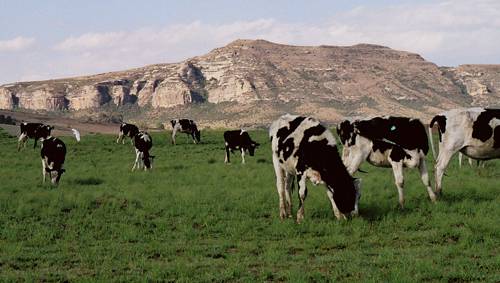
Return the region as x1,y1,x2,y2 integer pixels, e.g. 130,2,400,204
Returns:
442,65,500,106
0,39,498,124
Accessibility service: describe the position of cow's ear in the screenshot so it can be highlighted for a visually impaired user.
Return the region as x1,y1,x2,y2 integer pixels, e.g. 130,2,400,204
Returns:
150,155,156,159
255,142,260,147
60,169,66,174
50,126,55,130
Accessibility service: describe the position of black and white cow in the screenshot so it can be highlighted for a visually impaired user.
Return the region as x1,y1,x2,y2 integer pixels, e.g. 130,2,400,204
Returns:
132,131,154,171
430,107,499,195
41,137,66,185
18,122,53,151
116,123,139,144
223,130,260,164
337,116,436,208
170,119,200,145
270,114,361,222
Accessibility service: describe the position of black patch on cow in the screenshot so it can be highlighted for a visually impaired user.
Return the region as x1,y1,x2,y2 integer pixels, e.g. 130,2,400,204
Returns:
337,120,356,146
276,116,306,160
371,140,411,162
430,115,447,142
355,116,429,154
179,119,192,130
493,126,500,148
294,124,356,214
389,146,411,162
472,109,500,147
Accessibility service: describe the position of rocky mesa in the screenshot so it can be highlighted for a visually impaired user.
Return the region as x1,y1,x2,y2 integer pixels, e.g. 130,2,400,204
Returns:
0,39,499,127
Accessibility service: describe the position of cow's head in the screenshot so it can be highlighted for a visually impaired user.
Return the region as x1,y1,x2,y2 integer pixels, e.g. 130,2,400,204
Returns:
194,129,201,143
46,167,65,185
330,177,362,218
170,120,177,128
248,141,260,156
143,154,155,170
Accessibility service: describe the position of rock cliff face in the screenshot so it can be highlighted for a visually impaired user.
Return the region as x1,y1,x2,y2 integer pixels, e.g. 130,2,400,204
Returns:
0,39,498,125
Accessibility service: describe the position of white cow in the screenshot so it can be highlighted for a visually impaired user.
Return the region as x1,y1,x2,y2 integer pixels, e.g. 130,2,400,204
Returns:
429,107,500,195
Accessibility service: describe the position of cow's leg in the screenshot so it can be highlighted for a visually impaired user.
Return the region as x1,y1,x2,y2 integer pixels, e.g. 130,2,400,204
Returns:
41,159,47,183
390,161,405,209
458,152,463,168
224,145,230,163
272,155,287,220
116,132,123,143
418,156,437,202
132,150,140,171
296,174,308,223
325,187,346,220
241,149,246,164
17,133,28,151
171,130,177,145
435,149,454,195
284,173,294,218
191,133,197,144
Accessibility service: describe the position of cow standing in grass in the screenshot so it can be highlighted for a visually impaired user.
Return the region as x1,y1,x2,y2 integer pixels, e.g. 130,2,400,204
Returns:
223,130,260,164
270,114,361,222
18,122,53,151
430,107,499,195
117,123,139,144
170,119,200,145
41,136,66,185
132,132,154,171
337,116,436,208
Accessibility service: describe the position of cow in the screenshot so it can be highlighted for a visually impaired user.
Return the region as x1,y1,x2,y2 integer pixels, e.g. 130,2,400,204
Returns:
223,130,260,164
337,116,436,208
116,123,139,144
18,122,53,151
430,107,499,195
269,114,361,222
132,131,154,171
170,119,200,145
41,136,66,185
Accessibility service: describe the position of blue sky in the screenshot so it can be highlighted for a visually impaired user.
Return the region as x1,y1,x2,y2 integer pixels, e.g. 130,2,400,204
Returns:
1,0,499,84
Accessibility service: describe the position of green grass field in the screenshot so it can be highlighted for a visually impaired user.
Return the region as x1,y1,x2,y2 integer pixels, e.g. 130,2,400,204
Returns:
0,128,499,282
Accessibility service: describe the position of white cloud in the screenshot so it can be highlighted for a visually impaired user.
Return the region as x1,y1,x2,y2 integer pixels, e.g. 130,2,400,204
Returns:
0,36,36,52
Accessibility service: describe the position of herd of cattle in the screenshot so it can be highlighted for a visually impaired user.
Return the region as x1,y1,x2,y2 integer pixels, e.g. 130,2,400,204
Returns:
15,107,499,221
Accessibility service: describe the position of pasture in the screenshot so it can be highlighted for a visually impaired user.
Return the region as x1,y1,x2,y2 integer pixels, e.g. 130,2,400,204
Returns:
0,128,499,282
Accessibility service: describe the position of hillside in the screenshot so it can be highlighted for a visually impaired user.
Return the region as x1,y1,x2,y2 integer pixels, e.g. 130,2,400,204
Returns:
0,39,499,128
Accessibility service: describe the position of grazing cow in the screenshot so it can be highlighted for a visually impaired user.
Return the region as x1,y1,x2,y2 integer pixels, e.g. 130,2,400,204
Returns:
18,122,53,151
116,123,139,144
132,132,154,171
223,130,260,164
430,107,499,195
270,114,361,222
337,116,436,208
41,137,66,185
170,119,200,144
